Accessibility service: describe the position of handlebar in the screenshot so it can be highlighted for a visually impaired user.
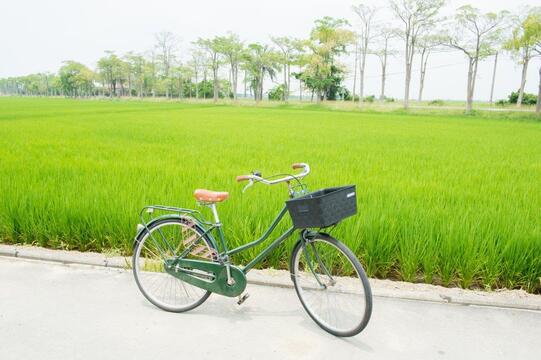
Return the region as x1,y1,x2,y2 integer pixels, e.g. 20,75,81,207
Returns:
236,163,310,192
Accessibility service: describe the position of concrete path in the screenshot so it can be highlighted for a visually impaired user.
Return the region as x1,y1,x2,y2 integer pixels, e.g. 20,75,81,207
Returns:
0,257,539,360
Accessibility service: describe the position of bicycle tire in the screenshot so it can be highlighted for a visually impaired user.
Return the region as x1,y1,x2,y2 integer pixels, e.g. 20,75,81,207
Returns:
290,233,372,337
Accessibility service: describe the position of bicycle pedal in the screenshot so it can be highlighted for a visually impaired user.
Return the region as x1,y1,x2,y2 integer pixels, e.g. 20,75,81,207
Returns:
237,293,250,305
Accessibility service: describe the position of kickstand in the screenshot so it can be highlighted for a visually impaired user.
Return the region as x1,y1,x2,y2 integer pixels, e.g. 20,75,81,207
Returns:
237,293,250,305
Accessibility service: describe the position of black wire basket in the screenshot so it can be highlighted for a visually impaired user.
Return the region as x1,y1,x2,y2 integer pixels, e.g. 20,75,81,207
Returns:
285,185,357,229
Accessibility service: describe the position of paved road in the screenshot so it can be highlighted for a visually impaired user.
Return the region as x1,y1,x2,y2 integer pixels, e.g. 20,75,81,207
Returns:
1,257,539,360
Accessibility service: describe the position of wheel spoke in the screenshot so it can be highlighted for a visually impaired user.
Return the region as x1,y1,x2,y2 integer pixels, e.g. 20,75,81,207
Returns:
133,219,214,312
292,237,372,336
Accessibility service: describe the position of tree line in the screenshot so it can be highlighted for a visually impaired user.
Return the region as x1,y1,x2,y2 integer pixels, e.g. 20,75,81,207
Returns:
1,1,541,114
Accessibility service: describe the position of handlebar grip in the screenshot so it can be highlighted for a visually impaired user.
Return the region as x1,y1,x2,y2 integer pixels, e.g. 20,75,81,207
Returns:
236,175,251,182
292,163,305,169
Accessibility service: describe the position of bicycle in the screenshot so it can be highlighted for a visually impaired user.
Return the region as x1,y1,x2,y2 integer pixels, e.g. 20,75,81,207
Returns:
132,163,372,337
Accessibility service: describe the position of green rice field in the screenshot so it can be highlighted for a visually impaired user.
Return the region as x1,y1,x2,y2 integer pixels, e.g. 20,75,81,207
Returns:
1,97,540,292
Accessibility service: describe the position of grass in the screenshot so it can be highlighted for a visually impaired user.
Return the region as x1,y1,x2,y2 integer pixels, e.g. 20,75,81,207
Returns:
1,97,540,293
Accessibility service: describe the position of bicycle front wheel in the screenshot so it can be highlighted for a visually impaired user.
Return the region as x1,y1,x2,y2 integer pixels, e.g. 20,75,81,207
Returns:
290,233,372,337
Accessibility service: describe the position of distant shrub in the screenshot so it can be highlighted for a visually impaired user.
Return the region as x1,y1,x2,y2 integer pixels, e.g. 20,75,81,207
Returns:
363,95,375,103
384,96,395,103
495,99,508,107
337,87,351,101
508,90,537,105
429,99,445,106
268,84,285,101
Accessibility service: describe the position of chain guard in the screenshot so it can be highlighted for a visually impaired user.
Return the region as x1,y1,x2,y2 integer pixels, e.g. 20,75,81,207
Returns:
164,258,247,297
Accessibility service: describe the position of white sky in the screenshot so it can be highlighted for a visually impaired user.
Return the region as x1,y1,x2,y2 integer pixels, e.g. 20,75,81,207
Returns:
0,0,539,100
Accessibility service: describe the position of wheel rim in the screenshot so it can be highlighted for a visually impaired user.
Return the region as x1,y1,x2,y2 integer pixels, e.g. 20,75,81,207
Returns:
134,220,214,311
293,239,368,334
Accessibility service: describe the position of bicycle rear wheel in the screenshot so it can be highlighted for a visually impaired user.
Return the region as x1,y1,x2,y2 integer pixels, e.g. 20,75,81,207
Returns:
133,217,217,312
290,233,372,337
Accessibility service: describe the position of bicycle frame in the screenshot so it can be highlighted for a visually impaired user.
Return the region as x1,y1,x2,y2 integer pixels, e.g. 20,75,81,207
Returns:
212,205,295,273
137,203,297,275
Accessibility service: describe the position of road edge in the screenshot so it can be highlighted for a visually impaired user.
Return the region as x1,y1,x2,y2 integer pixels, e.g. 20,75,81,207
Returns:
1,244,540,311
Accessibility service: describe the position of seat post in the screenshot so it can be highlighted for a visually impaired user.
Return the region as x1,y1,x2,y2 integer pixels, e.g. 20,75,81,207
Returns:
209,203,221,226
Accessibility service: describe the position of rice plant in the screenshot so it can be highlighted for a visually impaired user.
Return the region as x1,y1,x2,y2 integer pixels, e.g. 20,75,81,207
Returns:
1,97,540,293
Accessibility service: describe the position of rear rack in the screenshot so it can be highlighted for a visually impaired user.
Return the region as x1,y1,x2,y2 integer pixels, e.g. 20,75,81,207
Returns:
139,205,214,230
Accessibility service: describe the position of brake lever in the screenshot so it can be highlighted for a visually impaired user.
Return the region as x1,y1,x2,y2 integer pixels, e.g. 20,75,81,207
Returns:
242,179,254,193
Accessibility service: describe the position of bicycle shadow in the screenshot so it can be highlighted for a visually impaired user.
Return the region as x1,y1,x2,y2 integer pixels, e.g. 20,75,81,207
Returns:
181,299,374,353
135,291,374,354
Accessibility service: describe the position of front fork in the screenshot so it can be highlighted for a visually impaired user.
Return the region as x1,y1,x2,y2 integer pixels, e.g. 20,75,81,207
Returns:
300,230,336,289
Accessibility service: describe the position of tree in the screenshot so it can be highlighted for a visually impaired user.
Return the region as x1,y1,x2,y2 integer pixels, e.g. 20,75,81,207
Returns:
293,41,309,101
242,43,280,102
154,32,178,98
371,29,397,101
352,3,378,106
0,73,63,96
297,17,354,103
188,49,208,100
504,8,541,108
215,33,244,100
58,61,95,97
389,0,445,109
154,32,177,78
97,51,127,96
417,35,442,101
196,79,214,99
143,51,159,97
170,64,186,98
271,36,302,101
444,6,508,113
124,52,146,97
519,12,541,113
195,38,222,102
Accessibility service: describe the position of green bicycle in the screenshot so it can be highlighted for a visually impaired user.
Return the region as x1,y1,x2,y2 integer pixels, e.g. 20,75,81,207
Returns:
132,163,372,337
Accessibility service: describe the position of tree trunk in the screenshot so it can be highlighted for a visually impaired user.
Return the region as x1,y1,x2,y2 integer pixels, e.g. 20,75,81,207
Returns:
489,52,498,105
466,59,474,114
379,39,388,102
403,38,412,110
286,64,291,101
243,70,247,98
418,49,429,102
299,66,303,101
260,71,264,101
380,62,386,101
283,63,287,101
358,42,367,107
535,66,541,115
213,66,219,103
232,66,238,100
404,64,411,109
471,54,480,101
517,57,530,108
178,78,184,99
352,41,358,102
195,72,199,99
